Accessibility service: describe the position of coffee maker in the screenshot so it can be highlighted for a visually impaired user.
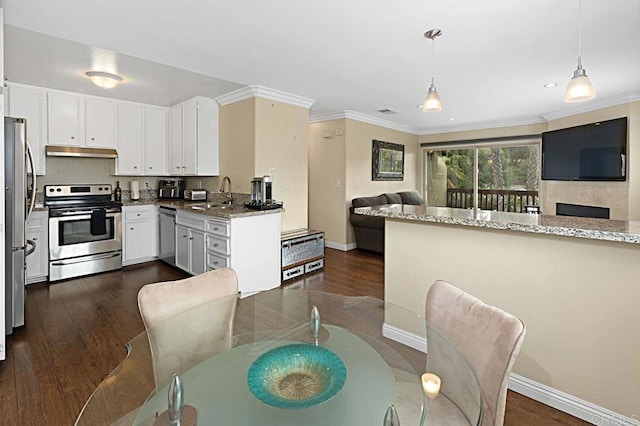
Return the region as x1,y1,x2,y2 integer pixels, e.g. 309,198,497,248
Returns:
245,176,282,210
250,176,272,204
158,178,185,199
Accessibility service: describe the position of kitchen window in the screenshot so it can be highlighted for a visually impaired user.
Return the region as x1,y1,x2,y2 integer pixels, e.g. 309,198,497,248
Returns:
422,136,541,212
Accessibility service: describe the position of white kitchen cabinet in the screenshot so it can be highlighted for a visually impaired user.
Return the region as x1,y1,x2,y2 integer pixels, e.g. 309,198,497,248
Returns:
116,103,143,175
167,97,219,176
7,84,46,175
123,205,158,265
143,106,168,175
85,97,116,148
26,210,48,284
175,221,205,275
47,91,83,146
177,210,281,294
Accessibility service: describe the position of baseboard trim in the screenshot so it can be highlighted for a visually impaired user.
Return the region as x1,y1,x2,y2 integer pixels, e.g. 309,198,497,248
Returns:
382,323,427,353
381,322,637,426
324,240,357,251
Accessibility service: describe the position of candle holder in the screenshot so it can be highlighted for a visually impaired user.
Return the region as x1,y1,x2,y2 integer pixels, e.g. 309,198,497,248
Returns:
419,372,441,426
383,403,401,426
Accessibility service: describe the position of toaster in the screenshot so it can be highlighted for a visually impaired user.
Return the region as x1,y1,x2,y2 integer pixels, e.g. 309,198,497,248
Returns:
184,189,207,201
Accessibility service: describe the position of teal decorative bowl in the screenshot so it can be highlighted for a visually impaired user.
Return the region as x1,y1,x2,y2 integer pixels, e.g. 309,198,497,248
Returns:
247,344,347,409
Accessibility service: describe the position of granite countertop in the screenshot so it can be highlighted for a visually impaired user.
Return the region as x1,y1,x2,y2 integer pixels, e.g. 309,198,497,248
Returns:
123,199,283,219
354,204,640,245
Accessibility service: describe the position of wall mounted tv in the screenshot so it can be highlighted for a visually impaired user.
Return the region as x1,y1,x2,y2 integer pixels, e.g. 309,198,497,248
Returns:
541,117,627,181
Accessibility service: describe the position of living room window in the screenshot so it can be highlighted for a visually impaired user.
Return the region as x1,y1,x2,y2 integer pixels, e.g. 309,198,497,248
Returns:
423,137,540,212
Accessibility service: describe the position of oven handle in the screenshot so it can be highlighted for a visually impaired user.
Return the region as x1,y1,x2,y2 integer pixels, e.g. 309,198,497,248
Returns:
51,212,121,221
50,252,121,266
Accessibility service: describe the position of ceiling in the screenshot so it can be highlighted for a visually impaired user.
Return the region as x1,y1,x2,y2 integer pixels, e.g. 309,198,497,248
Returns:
3,0,640,134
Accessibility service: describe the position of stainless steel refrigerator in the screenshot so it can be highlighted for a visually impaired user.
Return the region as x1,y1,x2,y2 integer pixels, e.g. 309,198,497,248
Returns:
4,117,36,335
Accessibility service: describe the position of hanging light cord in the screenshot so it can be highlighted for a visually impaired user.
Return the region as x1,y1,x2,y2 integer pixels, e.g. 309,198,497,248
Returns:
431,37,436,86
577,0,583,68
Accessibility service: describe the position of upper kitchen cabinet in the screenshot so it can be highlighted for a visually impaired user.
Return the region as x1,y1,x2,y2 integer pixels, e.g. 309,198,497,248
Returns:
143,106,168,175
6,84,46,175
85,97,116,148
115,103,143,175
47,91,83,146
168,96,219,176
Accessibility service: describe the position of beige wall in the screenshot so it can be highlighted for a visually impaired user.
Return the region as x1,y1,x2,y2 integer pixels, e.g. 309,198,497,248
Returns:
218,98,256,195
384,219,640,418
543,103,633,220
308,119,347,245
629,102,640,220
308,118,419,247
255,98,309,231
344,120,419,244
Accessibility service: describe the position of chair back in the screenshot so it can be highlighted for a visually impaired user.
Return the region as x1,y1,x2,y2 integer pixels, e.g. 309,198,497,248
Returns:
138,268,239,387
425,280,526,426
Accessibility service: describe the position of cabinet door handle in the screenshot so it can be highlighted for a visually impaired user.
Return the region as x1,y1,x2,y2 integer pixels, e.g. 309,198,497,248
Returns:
213,261,219,265
70,136,75,140
130,227,134,230
134,166,138,169
213,243,219,247
91,137,95,141
213,227,219,231
176,166,181,169
136,213,141,216
183,234,188,238
189,237,193,240
33,237,38,241
149,166,153,169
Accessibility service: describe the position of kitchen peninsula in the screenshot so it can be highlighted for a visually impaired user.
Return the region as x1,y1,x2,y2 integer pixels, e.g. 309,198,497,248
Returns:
354,204,640,421
124,199,283,295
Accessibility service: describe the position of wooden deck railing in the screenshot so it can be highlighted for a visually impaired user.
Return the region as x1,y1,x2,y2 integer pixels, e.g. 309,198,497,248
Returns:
446,188,539,213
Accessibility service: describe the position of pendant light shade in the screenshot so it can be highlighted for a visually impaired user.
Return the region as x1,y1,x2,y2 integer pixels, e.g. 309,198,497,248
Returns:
423,29,443,113
564,0,595,103
423,84,442,112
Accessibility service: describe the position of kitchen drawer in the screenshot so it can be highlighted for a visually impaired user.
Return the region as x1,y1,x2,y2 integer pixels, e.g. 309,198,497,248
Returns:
305,258,324,273
207,252,230,270
27,211,47,229
124,209,152,221
282,265,304,281
206,219,230,237
206,234,230,256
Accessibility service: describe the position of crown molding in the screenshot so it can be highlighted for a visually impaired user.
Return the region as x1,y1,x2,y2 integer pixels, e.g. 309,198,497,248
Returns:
541,92,640,121
309,110,421,135
418,115,547,136
215,85,315,109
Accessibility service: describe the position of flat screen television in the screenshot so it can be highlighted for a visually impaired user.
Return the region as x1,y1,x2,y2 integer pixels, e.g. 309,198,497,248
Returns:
541,117,627,181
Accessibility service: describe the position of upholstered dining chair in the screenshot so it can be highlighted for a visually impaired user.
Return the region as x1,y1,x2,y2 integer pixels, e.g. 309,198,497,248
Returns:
425,280,526,426
137,267,239,388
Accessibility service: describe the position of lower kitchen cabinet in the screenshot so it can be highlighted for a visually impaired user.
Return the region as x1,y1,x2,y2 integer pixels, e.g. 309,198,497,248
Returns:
175,223,205,275
123,205,158,265
175,210,281,294
26,210,48,284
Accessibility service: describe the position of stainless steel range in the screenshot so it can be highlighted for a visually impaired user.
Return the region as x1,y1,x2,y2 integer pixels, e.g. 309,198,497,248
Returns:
45,184,122,281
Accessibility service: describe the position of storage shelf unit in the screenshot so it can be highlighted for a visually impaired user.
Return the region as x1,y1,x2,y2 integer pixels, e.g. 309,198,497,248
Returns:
281,229,325,281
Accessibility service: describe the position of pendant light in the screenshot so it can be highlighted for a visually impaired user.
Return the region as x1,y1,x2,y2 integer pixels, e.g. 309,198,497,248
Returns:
423,29,443,112
564,0,595,103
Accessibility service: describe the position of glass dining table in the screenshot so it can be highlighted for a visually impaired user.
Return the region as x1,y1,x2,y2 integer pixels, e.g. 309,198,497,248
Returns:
76,289,482,425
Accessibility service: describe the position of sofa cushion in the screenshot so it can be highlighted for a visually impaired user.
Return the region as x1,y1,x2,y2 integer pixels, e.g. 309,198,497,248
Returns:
349,213,385,229
383,193,402,204
352,194,388,208
398,190,424,205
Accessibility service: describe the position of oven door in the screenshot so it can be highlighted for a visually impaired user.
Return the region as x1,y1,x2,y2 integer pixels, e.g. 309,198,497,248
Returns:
49,211,122,261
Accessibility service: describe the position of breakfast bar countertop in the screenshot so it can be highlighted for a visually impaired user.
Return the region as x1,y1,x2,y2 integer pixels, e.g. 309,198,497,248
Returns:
354,204,640,245
123,199,283,219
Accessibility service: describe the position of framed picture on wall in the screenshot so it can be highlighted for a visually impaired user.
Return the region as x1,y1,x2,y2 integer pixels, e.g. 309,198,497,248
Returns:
372,139,404,181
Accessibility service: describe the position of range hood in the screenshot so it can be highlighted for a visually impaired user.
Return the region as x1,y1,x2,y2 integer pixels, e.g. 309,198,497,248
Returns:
46,145,118,159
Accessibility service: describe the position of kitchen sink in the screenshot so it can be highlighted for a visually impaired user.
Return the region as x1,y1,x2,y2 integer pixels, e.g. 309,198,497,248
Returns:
190,203,231,210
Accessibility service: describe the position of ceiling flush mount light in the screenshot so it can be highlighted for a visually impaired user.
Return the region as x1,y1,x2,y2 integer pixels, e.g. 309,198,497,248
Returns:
86,71,122,89
564,0,595,103
423,29,443,112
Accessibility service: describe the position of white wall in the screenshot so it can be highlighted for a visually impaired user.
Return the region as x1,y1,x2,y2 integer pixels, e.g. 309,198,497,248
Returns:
1,7,6,361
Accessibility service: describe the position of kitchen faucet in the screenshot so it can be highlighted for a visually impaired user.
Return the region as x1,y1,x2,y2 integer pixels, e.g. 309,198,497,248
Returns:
220,176,233,204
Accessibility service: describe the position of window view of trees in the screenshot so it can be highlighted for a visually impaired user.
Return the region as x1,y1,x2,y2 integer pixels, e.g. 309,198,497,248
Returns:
425,144,540,212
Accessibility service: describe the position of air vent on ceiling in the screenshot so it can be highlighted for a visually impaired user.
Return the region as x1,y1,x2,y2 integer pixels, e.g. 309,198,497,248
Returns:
377,108,397,115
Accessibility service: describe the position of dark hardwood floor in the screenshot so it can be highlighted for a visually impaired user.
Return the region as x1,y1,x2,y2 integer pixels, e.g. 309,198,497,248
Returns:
0,249,588,425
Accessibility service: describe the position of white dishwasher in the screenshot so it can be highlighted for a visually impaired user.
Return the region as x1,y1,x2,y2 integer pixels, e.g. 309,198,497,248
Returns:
158,206,176,266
